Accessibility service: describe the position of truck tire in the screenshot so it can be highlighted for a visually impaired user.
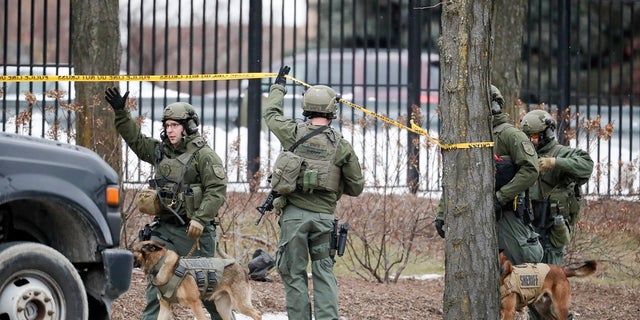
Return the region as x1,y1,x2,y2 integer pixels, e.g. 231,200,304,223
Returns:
0,242,89,320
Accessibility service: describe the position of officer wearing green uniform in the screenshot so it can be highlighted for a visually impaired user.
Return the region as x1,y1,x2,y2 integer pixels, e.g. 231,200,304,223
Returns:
105,87,227,320
263,66,365,320
521,110,594,265
434,85,543,265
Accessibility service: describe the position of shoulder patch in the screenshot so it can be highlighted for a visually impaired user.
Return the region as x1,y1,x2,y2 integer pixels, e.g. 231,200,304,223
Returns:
213,165,226,180
521,141,536,156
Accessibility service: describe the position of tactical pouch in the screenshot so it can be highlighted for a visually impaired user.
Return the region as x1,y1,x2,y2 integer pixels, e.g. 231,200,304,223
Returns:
184,185,203,218
270,151,303,195
549,188,580,227
549,216,571,248
272,196,287,216
302,169,319,193
136,188,162,215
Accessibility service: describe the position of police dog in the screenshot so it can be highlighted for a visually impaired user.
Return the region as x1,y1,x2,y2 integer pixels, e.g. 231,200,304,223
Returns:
132,240,262,320
499,252,597,320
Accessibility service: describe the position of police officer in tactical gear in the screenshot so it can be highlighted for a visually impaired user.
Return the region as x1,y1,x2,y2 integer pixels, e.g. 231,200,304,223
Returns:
104,87,227,320
434,85,543,265
263,66,365,320
521,109,594,265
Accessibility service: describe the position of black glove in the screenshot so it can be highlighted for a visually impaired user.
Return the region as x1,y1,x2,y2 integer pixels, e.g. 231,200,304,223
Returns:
275,65,290,86
104,87,129,111
434,219,445,239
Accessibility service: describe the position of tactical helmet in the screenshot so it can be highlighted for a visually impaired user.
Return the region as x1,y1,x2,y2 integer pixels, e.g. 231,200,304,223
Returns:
162,102,199,134
490,85,505,115
520,109,556,148
302,85,338,118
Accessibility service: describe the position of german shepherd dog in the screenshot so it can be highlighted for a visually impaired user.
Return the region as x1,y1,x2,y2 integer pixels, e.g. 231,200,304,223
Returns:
132,240,262,320
499,252,597,320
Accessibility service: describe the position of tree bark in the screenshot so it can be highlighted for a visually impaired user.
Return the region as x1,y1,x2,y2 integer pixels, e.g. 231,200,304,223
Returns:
71,0,122,175
439,0,500,318
491,0,526,123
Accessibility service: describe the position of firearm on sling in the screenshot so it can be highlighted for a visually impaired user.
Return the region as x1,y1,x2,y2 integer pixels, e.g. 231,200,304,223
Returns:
255,190,280,225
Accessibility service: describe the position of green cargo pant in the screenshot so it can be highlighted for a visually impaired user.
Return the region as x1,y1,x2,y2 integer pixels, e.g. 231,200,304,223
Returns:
141,221,222,320
276,205,338,320
497,210,543,265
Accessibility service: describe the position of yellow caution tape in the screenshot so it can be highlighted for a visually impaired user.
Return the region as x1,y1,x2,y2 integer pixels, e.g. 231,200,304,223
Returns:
287,75,493,150
0,71,493,150
0,72,276,82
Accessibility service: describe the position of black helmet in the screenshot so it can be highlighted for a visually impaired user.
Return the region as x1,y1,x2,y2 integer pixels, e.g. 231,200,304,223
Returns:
162,102,199,135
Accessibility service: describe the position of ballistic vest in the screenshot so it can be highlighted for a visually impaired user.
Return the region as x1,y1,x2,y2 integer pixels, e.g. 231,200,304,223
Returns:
500,263,551,310
152,255,236,302
294,124,341,193
154,137,206,214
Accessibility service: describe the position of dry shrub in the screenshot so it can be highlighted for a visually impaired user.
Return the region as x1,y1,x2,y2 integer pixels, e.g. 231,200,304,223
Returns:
338,193,439,283
567,198,640,283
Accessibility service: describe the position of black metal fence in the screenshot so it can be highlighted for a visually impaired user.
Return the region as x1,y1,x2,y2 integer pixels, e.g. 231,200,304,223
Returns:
1,0,638,196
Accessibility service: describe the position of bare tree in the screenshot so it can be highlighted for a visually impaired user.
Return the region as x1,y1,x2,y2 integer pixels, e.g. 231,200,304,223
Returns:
439,1,500,318
491,0,527,123
71,0,122,175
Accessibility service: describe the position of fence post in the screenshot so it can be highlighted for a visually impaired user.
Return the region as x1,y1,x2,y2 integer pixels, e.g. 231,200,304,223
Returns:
557,0,571,145
247,0,263,191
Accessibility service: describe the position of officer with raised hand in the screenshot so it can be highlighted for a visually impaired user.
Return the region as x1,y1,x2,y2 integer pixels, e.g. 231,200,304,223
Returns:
434,85,542,266
104,87,227,320
263,66,365,320
521,109,594,265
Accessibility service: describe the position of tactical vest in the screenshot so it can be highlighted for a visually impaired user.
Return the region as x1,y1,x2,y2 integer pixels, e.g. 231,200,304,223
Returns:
294,124,341,193
153,137,206,217
537,144,580,228
151,255,235,302
500,263,551,310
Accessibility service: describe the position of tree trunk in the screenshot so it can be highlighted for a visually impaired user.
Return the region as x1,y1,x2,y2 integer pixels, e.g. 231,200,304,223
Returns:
491,0,526,123
439,1,500,319
71,0,122,176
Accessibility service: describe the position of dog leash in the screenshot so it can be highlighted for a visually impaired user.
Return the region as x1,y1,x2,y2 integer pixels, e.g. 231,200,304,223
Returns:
185,241,199,257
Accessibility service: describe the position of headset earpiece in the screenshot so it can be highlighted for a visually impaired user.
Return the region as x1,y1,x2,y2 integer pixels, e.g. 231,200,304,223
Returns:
184,109,199,134
185,119,198,135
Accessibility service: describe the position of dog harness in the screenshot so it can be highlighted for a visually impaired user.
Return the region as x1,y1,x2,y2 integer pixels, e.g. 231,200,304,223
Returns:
149,255,236,302
500,263,551,310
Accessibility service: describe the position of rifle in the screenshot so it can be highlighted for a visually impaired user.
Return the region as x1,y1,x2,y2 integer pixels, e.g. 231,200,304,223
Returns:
138,217,159,241
255,190,279,225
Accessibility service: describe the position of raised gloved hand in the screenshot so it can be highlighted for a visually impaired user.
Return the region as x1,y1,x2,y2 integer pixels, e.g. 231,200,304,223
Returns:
104,87,129,111
187,220,204,240
434,218,445,239
538,157,557,172
275,65,290,86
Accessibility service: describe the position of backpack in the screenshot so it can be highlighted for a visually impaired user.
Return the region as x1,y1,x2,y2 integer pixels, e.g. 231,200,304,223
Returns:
270,126,328,195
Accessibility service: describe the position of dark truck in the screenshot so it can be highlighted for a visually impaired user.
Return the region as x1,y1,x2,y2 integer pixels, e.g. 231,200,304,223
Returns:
0,132,132,319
